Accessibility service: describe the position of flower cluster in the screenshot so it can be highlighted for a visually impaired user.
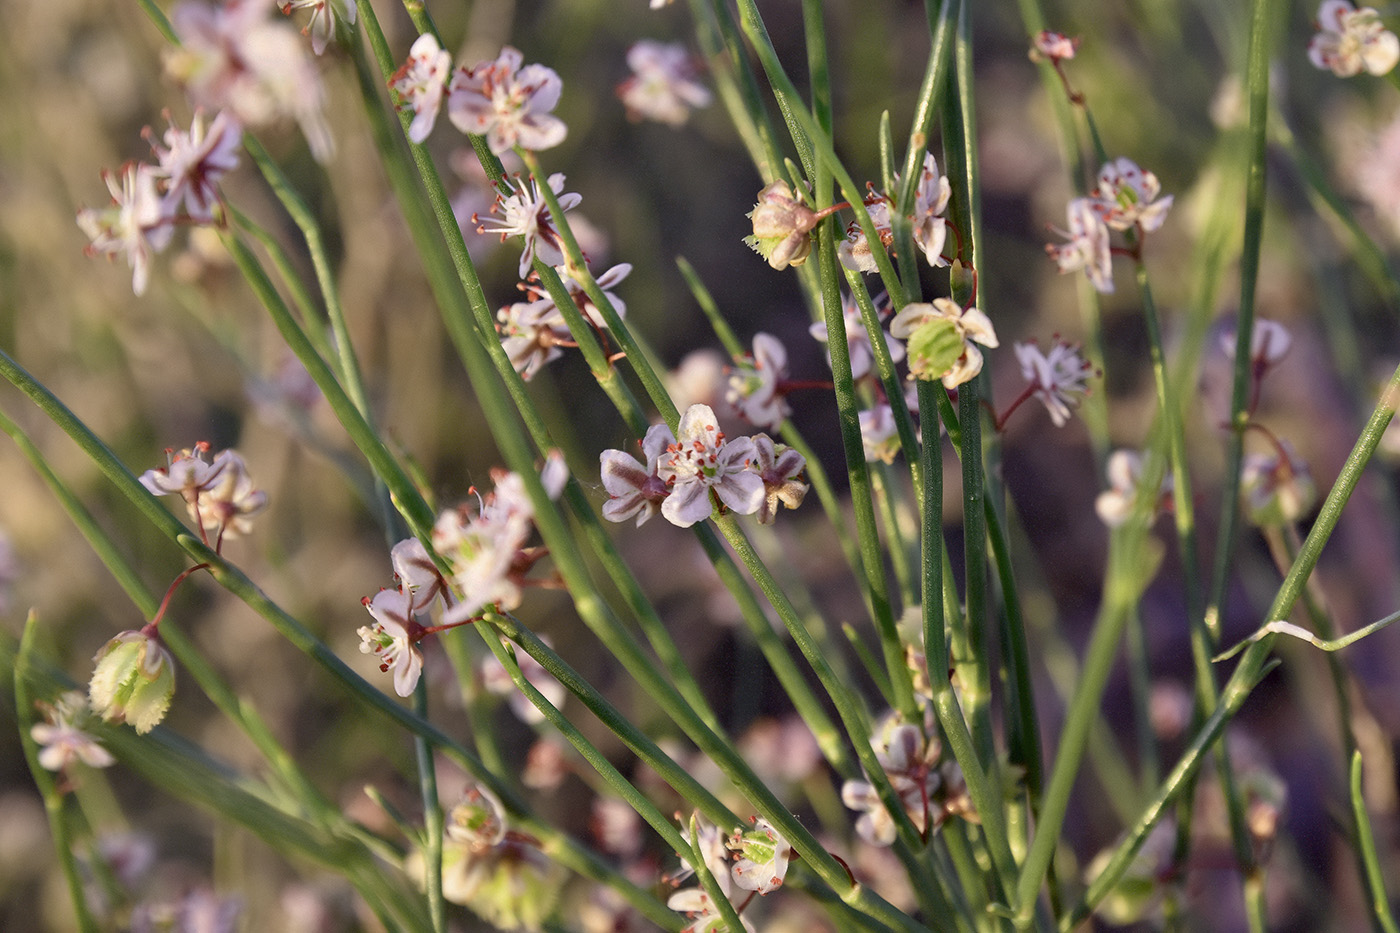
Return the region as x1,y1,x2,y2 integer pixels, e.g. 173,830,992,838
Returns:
1046,157,1173,294
837,153,952,274
78,112,242,295
666,813,791,931
617,40,712,126
139,443,267,544
165,0,331,161
497,263,630,379
1308,0,1400,77
600,404,808,529
840,713,973,846
475,172,583,278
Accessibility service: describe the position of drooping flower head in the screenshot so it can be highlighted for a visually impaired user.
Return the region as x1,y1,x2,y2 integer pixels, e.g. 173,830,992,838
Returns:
89,630,176,734
476,172,582,278
1308,1,1400,77
745,180,818,270
389,33,453,143
358,588,424,697
446,784,509,852
617,40,712,126
911,153,953,268
447,46,568,155
1014,339,1094,427
841,716,944,846
657,404,765,527
1092,158,1174,232
140,444,267,540
77,163,173,296
749,433,808,525
146,110,243,222
1047,197,1114,293
1241,442,1317,526
890,298,999,389
1221,318,1292,372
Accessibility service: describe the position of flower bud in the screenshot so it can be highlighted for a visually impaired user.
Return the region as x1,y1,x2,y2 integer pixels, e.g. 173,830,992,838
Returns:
89,630,175,734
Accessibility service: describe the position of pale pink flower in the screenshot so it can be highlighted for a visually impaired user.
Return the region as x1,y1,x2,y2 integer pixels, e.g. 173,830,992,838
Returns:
30,691,114,771
391,537,446,613
1095,449,1171,528
1030,30,1079,62
726,333,790,429
1309,1,1400,77
860,405,900,464
1241,443,1317,526
592,797,643,859
166,0,334,161
389,33,453,143
446,784,508,851
911,152,952,267
77,163,173,296
617,40,711,126
358,588,423,697
600,423,675,526
1221,318,1292,369
750,433,807,524
278,0,356,55
1014,339,1093,427
1092,157,1173,232
658,404,764,527
1047,197,1114,293
140,444,267,538
147,110,242,222
728,817,793,894
838,198,894,274
674,814,734,897
890,298,999,389
447,47,567,154
746,180,817,270
810,293,905,381
497,262,631,377
841,719,942,846
476,173,582,277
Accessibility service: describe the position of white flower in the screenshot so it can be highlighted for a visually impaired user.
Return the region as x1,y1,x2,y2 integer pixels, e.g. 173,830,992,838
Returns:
389,34,453,143
77,163,173,296
666,888,754,933
139,444,267,539
445,784,508,851
358,588,423,697
447,46,568,154
725,333,790,429
1241,443,1317,526
278,0,356,55
1092,158,1174,232
30,691,114,771
658,405,765,527
617,41,712,126
889,298,999,389
147,110,242,222
1030,30,1079,61
841,720,942,846
600,422,675,526
838,198,894,274
1014,339,1093,427
911,152,952,267
809,293,905,381
1309,1,1400,77
1047,197,1114,293
860,405,901,464
476,173,582,278
1095,449,1171,528
166,0,334,162
750,433,807,524
675,814,733,897
391,538,445,614
1221,318,1292,369
728,818,793,894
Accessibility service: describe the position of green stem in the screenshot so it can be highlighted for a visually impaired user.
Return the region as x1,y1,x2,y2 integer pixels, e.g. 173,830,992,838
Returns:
1351,751,1400,933
412,683,445,933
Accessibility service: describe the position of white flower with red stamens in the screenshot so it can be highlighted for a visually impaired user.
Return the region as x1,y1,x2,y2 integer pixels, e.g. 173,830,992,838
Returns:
617,40,711,126
1091,158,1173,232
728,817,793,894
1014,339,1093,427
476,173,581,278
148,110,242,222
278,0,356,55
77,163,173,296
658,405,764,527
726,333,790,429
1309,0,1400,77
389,34,453,143
1047,197,1114,293
600,422,675,527
358,588,423,697
447,47,567,154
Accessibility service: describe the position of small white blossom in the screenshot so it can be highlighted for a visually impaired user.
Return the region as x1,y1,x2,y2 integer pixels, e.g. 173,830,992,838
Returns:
447,46,568,154
147,110,242,222
728,818,793,894
476,173,582,278
1092,158,1174,232
1030,30,1079,62
140,444,267,539
358,588,423,697
1309,0,1400,77
750,433,808,524
841,719,943,846
1047,197,1114,293
911,152,952,267
389,34,453,143
1095,449,1171,528
1014,339,1093,427
726,333,790,429
390,538,446,614
617,41,711,126
658,404,764,527
30,691,114,771
838,198,894,274
1221,318,1292,370
809,293,905,381
77,163,173,296
600,423,675,526
278,0,356,55
860,405,901,464
446,784,508,851
1241,443,1317,526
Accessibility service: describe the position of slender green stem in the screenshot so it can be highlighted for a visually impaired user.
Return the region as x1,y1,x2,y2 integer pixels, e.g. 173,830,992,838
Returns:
411,684,445,933
1351,751,1400,933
